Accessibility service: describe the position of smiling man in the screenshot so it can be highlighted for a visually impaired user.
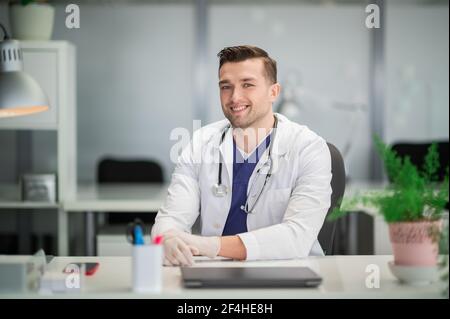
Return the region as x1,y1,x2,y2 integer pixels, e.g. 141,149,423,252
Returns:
151,45,332,266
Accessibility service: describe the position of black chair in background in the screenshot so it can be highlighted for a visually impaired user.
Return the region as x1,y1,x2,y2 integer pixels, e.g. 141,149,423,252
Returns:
97,158,164,224
317,143,346,255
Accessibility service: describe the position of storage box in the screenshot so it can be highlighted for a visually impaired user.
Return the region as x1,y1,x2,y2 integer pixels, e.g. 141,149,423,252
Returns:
21,174,57,202
0,255,43,293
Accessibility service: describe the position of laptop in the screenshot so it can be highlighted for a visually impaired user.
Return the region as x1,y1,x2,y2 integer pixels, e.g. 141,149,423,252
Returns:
181,267,322,288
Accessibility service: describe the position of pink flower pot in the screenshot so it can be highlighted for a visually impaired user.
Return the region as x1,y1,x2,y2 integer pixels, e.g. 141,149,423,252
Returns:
389,220,442,266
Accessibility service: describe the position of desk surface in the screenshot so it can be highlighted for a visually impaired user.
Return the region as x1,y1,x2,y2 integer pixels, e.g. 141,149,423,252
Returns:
61,181,386,213
2,255,446,299
63,183,170,212
0,181,385,211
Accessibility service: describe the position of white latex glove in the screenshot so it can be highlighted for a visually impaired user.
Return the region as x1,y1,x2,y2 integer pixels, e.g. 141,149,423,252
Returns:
162,236,199,267
164,229,221,259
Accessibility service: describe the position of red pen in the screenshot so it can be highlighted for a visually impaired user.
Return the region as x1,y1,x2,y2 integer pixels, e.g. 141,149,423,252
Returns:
153,235,163,245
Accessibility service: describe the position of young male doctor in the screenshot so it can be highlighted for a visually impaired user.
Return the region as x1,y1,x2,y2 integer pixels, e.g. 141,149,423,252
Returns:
151,45,332,266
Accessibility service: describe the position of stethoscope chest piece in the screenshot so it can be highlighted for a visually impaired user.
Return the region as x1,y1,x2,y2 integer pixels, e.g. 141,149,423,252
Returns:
212,183,228,197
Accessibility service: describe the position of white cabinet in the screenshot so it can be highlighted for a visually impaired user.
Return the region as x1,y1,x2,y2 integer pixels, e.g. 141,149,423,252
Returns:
0,41,77,255
0,41,77,200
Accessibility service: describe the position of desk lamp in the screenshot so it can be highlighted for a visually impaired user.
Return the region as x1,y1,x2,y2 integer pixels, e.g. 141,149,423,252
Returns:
0,23,49,118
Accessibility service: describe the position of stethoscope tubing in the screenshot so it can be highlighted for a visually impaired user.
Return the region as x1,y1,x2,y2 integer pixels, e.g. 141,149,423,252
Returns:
214,115,279,214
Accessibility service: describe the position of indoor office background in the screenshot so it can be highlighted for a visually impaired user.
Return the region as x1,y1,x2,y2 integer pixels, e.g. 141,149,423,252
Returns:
0,0,448,256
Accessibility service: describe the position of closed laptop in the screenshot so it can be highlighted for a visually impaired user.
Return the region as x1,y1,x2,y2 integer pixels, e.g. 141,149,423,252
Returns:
181,267,322,288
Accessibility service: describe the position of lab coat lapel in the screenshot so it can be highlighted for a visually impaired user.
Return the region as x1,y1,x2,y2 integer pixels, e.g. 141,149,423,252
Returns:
247,113,289,194
272,113,289,158
218,126,234,190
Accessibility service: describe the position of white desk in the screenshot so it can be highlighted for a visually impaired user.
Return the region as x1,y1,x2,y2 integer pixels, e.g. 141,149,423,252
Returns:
62,183,169,256
2,255,446,299
64,183,169,212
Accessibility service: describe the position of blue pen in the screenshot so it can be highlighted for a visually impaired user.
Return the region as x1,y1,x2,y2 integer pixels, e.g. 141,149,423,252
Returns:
133,225,145,245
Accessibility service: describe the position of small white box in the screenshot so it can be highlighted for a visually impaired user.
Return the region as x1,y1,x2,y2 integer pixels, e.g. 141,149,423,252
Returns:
132,245,163,293
0,255,42,293
21,174,57,202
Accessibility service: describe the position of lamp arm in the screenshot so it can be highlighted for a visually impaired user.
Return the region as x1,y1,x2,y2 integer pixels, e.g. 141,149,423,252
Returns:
0,23,10,40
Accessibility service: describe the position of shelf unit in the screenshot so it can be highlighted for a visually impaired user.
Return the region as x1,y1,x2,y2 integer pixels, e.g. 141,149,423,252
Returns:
0,41,77,256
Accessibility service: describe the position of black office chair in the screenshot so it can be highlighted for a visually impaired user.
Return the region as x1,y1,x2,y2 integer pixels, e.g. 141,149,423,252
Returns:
317,143,346,255
97,158,164,224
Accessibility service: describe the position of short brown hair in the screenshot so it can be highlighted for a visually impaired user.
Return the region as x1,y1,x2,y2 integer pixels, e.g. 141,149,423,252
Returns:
217,45,277,84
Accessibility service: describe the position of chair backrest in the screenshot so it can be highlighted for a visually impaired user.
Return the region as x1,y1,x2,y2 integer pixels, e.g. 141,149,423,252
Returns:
97,158,164,224
317,143,346,255
97,158,163,184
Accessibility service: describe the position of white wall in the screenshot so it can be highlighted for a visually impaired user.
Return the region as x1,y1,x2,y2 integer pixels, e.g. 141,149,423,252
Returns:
51,3,195,182
385,3,449,144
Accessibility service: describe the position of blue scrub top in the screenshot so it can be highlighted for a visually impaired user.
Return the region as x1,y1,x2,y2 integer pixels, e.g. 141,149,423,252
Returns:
222,133,272,236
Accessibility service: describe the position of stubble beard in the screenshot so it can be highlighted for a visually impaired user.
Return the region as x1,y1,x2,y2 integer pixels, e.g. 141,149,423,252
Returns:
225,106,270,130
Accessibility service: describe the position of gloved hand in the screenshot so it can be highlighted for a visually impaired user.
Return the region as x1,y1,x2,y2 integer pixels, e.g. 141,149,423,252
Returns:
162,236,199,267
163,229,221,259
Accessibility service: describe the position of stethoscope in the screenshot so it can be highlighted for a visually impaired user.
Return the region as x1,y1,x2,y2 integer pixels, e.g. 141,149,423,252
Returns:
212,115,278,214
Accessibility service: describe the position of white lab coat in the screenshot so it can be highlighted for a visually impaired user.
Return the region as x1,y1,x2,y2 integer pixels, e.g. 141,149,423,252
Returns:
152,113,332,260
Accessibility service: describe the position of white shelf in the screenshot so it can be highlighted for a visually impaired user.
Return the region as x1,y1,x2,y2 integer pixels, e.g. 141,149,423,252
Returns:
0,183,60,209
0,124,58,130
0,202,60,209
0,41,76,200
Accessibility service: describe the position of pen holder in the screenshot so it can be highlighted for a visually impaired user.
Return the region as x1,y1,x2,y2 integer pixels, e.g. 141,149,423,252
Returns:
132,244,163,293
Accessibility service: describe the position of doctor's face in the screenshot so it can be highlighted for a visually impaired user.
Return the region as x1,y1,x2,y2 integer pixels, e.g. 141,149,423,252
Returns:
219,58,280,129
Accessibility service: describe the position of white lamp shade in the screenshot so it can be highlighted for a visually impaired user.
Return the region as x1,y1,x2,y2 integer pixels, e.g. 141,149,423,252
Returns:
0,36,50,118
0,71,49,118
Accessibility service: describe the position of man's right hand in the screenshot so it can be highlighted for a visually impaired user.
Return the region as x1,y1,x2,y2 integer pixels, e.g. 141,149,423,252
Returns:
162,236,199,267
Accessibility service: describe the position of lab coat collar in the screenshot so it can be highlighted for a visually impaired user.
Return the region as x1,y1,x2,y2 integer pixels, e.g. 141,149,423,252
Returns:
249,114,290,187
271,113,289,157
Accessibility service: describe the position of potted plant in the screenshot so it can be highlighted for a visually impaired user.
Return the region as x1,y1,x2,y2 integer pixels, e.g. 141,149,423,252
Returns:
438,222,449,297
329,136,448,282
8,0,55,40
